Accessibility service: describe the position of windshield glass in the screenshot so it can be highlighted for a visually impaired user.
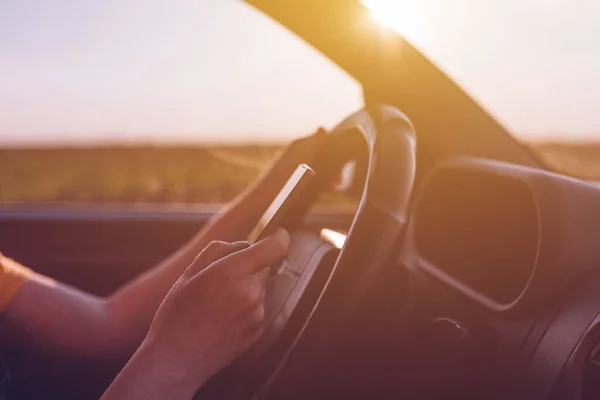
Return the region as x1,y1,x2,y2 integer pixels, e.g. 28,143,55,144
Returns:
363,0,600,178
0,0,361,147
0,0,362,206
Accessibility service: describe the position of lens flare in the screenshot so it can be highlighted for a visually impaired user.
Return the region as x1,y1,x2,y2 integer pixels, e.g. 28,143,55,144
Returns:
361,0,431,43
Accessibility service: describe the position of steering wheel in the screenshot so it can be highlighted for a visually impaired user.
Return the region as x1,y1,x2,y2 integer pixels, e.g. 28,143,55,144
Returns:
196,104,417,399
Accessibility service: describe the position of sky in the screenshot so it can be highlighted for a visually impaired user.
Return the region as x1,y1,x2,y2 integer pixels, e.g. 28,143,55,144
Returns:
384,0,600,142
1,0,600,146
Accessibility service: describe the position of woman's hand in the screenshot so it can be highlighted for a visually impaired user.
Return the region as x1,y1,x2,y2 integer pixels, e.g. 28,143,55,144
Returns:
98,129,329,375
258,127,328,191
101,229,290,400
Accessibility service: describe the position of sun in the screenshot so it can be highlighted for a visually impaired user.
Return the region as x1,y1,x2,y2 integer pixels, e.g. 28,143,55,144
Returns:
361,0,431,42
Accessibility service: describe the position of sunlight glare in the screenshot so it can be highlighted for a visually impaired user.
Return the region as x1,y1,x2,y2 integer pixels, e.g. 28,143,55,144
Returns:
361,0,431,43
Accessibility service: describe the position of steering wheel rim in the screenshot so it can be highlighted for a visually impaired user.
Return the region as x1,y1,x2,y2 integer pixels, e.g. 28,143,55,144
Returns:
197,105,417,399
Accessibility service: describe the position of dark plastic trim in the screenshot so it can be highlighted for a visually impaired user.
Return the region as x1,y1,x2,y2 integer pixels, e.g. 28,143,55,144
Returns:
410,158,600,315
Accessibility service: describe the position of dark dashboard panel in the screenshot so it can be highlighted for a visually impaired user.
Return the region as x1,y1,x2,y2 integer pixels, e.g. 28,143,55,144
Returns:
414,167,540,306
409,158,600,313
402,158,600,399
0,205,353,296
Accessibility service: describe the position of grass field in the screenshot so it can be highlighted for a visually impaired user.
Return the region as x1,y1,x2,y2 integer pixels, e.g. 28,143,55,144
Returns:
0,142,598,205
0,145,281,204
527,142,600,180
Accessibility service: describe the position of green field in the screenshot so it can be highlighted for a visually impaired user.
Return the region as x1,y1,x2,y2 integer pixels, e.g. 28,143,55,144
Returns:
0,142,598,205
0,145,282,204
527,142,600,180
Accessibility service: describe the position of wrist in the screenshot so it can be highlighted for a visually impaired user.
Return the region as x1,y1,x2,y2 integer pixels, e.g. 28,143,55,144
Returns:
140,337,209,395
103,338,207,400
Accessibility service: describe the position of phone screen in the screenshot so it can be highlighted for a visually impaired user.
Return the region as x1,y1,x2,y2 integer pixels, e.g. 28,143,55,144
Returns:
248,164,315,243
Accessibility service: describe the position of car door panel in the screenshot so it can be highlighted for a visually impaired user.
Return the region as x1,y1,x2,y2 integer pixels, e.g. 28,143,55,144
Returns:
0,205,352,296
0,205,215,296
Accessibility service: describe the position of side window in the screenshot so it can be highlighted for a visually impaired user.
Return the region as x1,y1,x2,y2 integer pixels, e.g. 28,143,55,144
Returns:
0,0,363,204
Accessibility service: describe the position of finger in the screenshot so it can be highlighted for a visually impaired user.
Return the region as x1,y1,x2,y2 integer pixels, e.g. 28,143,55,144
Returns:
306,126,326,139
292,127,327,149
187,241,250,276
248,267,270,294
254,268,270,305
253,267,270,289
314,126,327,137
221,228,290,276
248,269,269,323
308,127,327,147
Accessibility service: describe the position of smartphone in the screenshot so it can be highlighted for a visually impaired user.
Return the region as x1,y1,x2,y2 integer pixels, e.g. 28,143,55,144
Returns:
248,164,315,243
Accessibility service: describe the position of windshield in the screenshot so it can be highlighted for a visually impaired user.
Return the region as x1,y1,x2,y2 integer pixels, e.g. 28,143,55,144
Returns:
363,0,600,178
0,0,362,206
0,0,361,147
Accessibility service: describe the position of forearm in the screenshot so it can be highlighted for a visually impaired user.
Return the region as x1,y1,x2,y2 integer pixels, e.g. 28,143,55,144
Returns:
0,141,314,362
2,274,116,360
101,339,202,400
105,163,289,353
194,166,289,244
1,163,286,360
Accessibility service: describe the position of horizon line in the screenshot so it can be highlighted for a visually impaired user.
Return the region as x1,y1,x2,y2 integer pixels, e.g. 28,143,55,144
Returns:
1,132,600,148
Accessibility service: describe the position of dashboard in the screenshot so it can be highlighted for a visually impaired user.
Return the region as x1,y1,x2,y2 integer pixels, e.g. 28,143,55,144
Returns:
401,157,600,399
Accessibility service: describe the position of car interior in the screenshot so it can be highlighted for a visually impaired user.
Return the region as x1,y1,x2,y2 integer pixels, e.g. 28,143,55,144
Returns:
2,0,599,399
